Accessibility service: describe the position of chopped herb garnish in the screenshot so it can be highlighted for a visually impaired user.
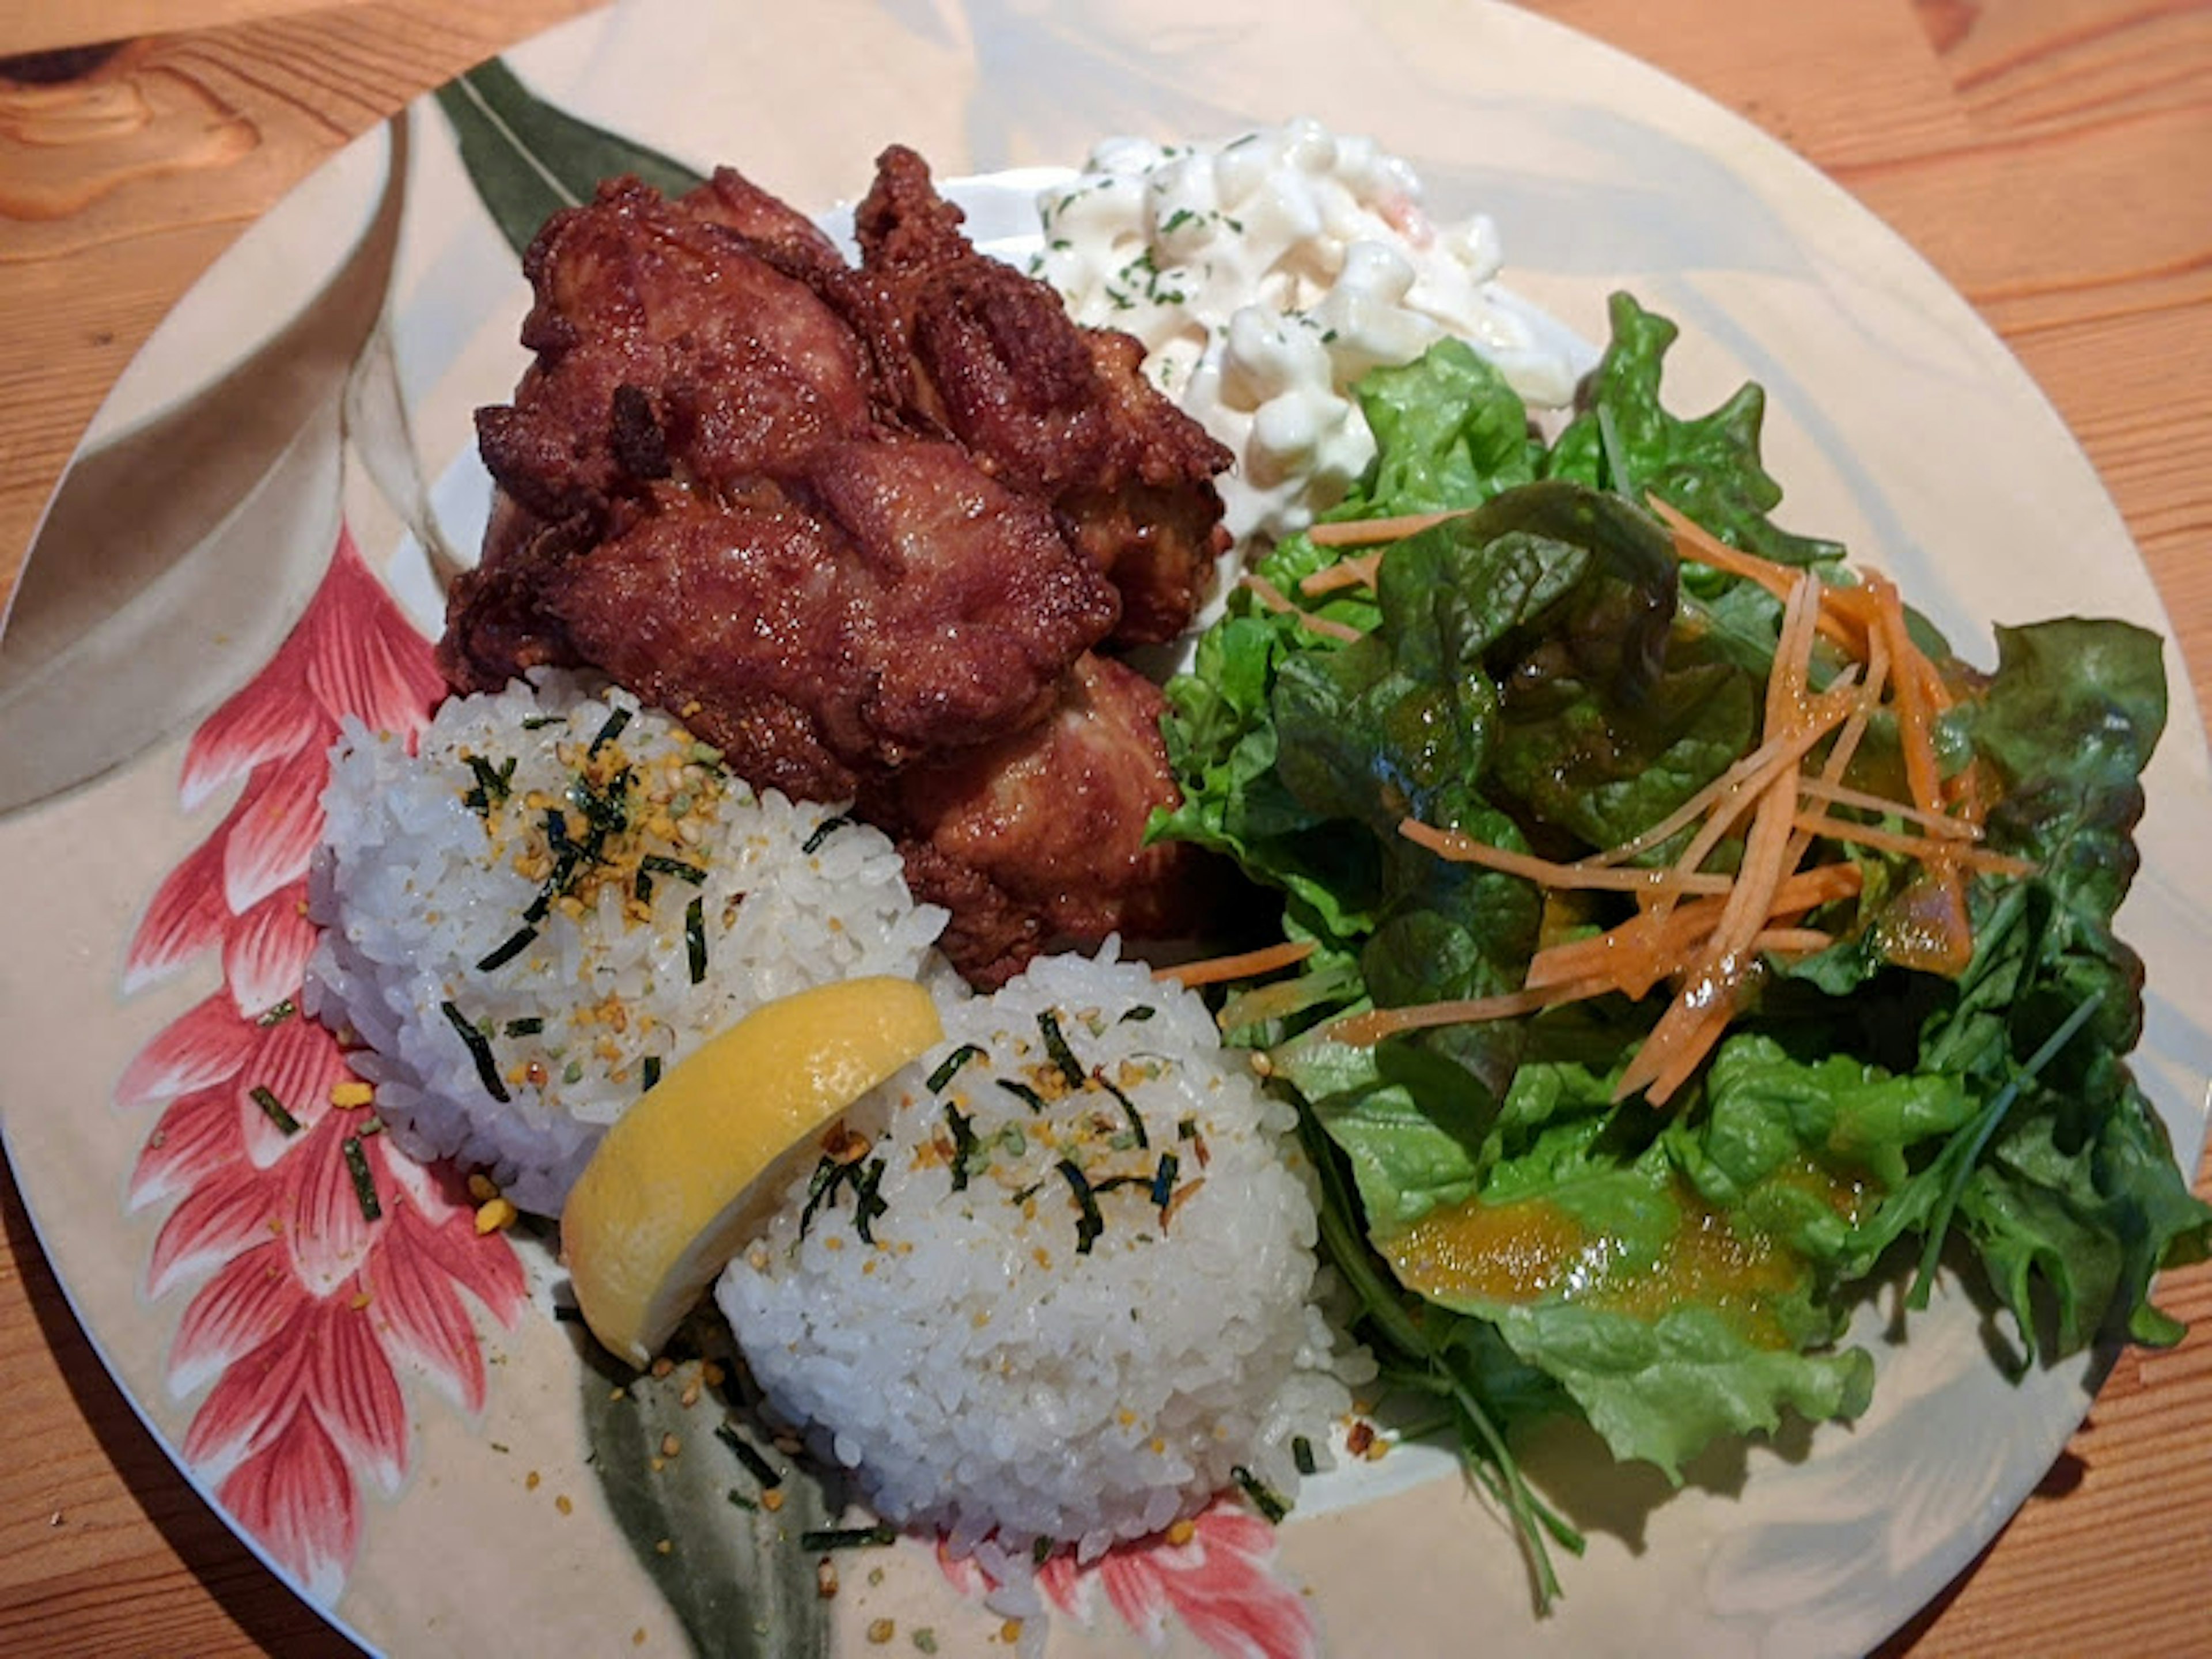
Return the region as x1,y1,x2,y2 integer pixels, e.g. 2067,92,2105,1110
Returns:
249,1086,302,1135
1032,1536,1054,1565
715,1421,782,1487
799,1524,897,1551
1176,1117,1198,1141
852,1157,889,1244
340,1135,382,1221
642,1055,662,1092
798,1155,845,1238
255,998,297,1028
475,923,539,972
1292,1436,1317,1476
1231,1464,1288,1524
1094,1072,1149,1149
726,1490,759,1513
642,853,707,885
801,813,853,855
563,1059,584,1085
1150,1150,1180,1210
685,896,707,984
588,705,633,755
440,999,511,1103
942,1103,980,1192
462,753,517,816
926,1044,986,1093
520,714,560,730
568,765,633,837
997,1125,1027,1158
997,1078,1049,1115
689,740,724,771
505,1017,544,1037
1117,1005,1156,1024
1056,1159,1104,1255
1037,1010,1085,1088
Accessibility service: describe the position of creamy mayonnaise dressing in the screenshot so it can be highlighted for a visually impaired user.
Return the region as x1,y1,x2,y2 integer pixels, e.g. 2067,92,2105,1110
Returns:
1033,118,1592,545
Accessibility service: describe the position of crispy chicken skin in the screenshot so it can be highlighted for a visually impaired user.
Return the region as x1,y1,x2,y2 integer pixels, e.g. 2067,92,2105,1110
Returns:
865,654,1207,988
441,152,1234,983
853,146,1234,645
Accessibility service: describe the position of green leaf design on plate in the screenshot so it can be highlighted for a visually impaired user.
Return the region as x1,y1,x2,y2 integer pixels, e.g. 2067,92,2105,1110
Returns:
579,1329,838,1658
434,58,707,258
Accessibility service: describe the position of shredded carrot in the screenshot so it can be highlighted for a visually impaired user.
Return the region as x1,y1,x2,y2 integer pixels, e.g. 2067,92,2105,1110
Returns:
1580,671,1862,872
1618,571,1824,1104
1526,863,1862,998
1240,574,1364,643
1400,819,1733,896
1862,571,1973,972
1749,927,1834,956
1793,813,2035,877
1649,496,1862,652
1307,509,1471,548
1155,938,1317,989
1297,554,1384,597
1655,668,1863,900
1797,775,1981,839
1323,976,1615,1047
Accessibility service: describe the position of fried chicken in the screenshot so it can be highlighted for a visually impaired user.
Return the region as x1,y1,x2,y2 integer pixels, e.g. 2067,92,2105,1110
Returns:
865,654,1207,987
853,146,1234,645
441,151,1236,983
441,177,1117,798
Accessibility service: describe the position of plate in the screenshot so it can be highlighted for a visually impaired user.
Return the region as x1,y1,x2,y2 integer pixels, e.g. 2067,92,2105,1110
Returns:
3,2,2209,1656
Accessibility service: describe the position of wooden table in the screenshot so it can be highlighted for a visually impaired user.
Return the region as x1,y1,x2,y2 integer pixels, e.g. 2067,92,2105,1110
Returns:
1,1,2206,1653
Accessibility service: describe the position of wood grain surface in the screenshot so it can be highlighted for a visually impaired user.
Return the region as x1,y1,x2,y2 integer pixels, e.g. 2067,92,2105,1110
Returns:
1,2,2207,1654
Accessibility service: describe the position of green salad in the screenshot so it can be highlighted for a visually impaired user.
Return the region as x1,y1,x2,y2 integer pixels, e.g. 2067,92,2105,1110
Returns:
1152,293,2211,1599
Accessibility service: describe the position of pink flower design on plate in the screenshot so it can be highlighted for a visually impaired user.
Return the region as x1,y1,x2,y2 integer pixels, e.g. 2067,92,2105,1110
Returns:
939,1498,1320,1659
118,528,528,1603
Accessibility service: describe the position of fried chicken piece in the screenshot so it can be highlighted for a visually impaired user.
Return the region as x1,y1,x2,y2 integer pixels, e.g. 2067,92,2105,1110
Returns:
852,145,1234,645
865,653,1211,986
461,440,1116,802
442,176,1119,798
469,176,877,530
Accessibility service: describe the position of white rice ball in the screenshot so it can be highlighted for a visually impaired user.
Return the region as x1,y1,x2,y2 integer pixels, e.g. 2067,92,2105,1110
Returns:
717,945,1358,1569
304,671,945,1215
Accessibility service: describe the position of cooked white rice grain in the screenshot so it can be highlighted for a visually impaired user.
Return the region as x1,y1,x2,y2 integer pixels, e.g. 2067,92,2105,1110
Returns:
715,944,1362,1573
303,671,945,1215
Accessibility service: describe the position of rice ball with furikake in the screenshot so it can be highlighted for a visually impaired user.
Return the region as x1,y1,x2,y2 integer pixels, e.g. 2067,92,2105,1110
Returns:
304,671,946,1217
715,946,1351,1573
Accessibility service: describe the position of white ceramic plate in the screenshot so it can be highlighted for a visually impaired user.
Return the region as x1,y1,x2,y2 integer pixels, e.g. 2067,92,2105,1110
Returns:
3,3,2208,1656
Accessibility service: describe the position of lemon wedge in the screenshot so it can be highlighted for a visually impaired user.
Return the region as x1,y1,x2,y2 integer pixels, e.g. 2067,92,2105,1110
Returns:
560,976,942,1367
